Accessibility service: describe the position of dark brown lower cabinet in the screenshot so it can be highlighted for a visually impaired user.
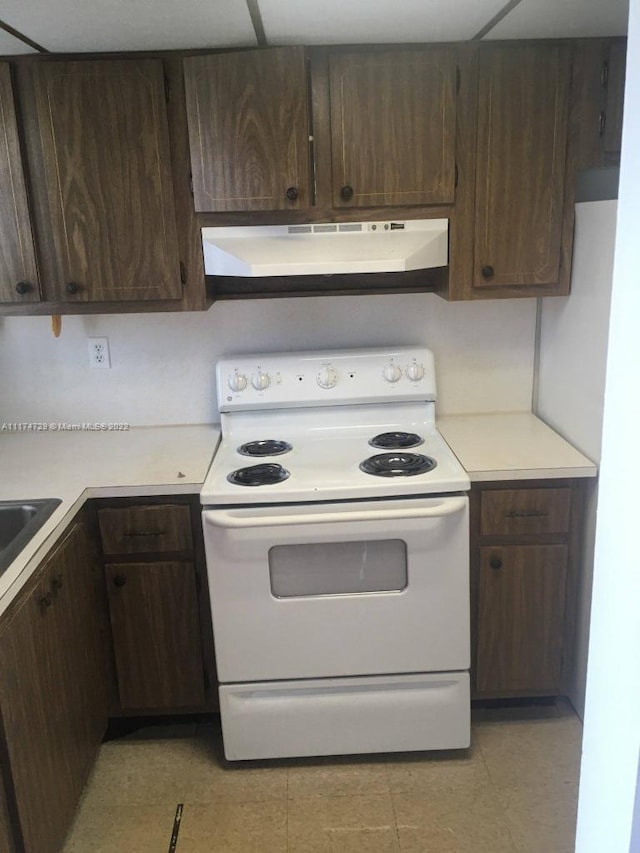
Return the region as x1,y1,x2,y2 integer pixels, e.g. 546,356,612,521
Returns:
472,480,585,699
105,560,206,710
476,544,568,693
0,762,15,853
0,521,108,853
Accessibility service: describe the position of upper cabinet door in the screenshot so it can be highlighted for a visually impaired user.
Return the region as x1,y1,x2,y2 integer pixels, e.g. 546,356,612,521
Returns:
329,49,457,208
473,45,572,289
184,47,311,212
0,63,40,305
32,59,181,302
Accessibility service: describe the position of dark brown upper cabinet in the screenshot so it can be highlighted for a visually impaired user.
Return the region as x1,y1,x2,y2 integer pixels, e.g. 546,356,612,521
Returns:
29,58,182,303
329,48,457,208
0,63,40,305
472,44,574,294
184,47,311,212
574,38,626,170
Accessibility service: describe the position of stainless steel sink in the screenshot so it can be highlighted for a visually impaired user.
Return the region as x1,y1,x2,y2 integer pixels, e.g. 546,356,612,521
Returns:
0,499,62,576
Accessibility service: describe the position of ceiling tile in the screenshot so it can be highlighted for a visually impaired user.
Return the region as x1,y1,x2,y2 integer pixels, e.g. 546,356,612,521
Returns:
486,0,629,39
259,0,508,44
0,0,257,53
0,29,38,55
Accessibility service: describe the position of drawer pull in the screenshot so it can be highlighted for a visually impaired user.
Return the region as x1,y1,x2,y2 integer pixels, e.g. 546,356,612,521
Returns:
505,510,548,519
113,575,127,588
123,530,166,537
489,557,503,570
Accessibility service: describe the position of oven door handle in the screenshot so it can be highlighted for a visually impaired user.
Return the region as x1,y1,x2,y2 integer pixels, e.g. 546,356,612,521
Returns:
204,497,467,529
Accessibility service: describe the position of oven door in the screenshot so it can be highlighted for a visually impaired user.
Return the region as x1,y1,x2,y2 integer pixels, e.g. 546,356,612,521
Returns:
202,495,469,683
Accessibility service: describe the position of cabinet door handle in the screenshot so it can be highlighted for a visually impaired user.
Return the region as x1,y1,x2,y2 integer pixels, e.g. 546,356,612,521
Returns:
123,530,165,537
598,110,607,137
285,186,299,201
66,281,81,295
39,592,53,608
340,185,354,202
113,575,127,588
15,281,33,295
505,510,548,519
481,265,495,279
489,556,503,570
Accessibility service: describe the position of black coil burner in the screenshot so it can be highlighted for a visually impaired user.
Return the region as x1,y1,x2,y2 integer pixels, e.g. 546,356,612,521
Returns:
359,452,437,478
238,439,292,457
368,431,424,450
227,463,290,487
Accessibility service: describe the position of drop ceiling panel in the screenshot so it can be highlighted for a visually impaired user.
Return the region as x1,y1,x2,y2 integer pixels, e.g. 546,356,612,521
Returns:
487,0,629,39
259,0,508,44
0,0,257,53
0,29,38,55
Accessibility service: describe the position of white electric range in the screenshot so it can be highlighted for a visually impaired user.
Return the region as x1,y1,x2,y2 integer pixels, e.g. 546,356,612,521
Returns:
201,346,471,760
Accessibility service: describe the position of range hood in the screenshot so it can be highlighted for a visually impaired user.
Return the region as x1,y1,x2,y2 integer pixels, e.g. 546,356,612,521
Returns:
202,219,448,278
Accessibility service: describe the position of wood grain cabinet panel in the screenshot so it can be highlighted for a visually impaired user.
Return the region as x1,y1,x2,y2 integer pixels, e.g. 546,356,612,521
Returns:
184,47,311,212
31,58,181,302
329,48,457,208
574,38,626,170
473,45,572,290
476,544,568,693
603,41,626,158
98,504,193,555
0,521,108,853
471,480,586,699
0,62,40,305
105,561,206,710
480,488,571,537
0,757,16,853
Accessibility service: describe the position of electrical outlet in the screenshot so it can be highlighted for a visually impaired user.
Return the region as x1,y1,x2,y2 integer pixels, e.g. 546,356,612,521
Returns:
88,337,111,369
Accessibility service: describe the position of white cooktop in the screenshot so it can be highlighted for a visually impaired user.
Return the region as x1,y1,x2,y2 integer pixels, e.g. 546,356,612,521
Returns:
201,405,469,505
201,347,469,505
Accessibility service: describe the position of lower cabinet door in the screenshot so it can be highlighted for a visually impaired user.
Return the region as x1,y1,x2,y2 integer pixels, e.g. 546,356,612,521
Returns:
0,522,108,853
105,561,206,710
476,544,568,694
0,760,16,853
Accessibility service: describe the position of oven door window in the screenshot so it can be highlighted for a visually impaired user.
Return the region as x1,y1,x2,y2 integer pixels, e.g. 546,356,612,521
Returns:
268,540,408,598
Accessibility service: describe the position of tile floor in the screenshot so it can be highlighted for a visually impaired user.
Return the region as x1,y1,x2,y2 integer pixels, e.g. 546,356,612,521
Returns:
62,700,582,852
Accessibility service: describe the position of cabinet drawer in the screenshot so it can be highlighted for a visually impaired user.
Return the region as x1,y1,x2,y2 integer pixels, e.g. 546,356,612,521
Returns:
98,505,193,555
480,488,571,537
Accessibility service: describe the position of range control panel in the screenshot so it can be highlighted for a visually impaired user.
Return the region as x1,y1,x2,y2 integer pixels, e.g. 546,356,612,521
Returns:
217,347,437,412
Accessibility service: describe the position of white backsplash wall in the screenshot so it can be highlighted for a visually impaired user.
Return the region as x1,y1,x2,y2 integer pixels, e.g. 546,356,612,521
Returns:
0,293,537,426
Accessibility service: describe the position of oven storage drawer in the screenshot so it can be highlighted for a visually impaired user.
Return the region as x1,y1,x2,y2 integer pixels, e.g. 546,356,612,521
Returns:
219,672,470,760
98,504,193,555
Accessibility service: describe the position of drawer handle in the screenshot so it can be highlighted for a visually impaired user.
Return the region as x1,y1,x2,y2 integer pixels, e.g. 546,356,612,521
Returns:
505,510,548,519
123,530,166,537
113,575,127,588
489,557,503,570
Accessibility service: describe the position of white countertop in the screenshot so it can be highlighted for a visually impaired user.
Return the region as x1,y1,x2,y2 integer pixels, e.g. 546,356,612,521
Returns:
438,412,597,482
0,424,219,615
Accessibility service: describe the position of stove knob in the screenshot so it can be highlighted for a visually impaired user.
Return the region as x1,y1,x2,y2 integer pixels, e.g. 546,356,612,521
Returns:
382,363,402,383
228,372,247,392
406,362,425,382
316,366,338,389
251,371,271,391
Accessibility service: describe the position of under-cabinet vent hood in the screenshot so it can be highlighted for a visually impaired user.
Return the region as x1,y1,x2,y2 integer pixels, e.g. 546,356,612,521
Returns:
202,219,448,277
